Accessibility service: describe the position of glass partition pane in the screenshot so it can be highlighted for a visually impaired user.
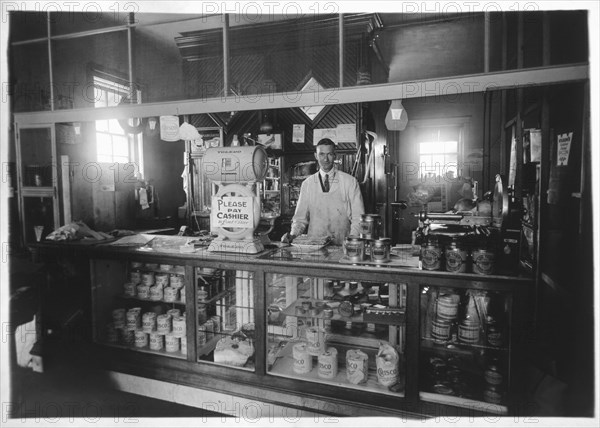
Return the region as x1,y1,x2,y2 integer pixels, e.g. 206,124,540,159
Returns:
11,42,51,112
22,196,55,243
419,285,511,414
196,268,255,371
266,273,406,396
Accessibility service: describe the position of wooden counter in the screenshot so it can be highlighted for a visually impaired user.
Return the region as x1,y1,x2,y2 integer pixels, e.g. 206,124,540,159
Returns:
29,236,532,418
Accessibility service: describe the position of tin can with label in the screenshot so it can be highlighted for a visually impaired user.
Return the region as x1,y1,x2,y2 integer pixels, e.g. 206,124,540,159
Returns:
181,336,187,354
420,237,442,271
141,272,155,286
172,316,186,337
359,214,381,240
145,263,159,270
170,274,184,289
344,235,365,262
484,364,504,385
129,270,142,285
159,264,173,271
486,321,504,347
112,308,127,329
123,282,136,297
131,261,143,269
149,285,163,301
134,330,148,348
306,326,327,356
149,332,164,350
136,284,150,299
142,312,157,333
292,342,312,374
472,247,496,275
163,286,178,302
445,239,469,273
179,288,186,304
126,309,141,331
346,349,369,384
156,314,171,334
165,334,180,353
318,347,338,379
371,238,391,263
458,320,480,344
436,294,459,320
155,273,170,287
431,318,452,342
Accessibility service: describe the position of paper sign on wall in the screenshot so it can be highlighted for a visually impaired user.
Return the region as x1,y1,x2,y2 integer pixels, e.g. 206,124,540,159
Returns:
313,128,337,145
211,196,254,228
292,124,305,143
160,115,180,141
556,132,573,166
336,124,356,143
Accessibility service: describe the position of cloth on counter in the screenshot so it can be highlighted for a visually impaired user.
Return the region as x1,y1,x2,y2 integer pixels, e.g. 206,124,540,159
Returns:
45,221,111,241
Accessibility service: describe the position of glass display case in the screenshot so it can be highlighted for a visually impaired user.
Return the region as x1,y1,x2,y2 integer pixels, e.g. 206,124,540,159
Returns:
195,268,255,370
91,259,189,359
419,285,512,413
77,243,528,416
266,273,407,396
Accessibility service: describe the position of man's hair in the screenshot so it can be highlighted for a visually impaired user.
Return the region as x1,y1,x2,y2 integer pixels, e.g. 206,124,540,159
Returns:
316,138,336,150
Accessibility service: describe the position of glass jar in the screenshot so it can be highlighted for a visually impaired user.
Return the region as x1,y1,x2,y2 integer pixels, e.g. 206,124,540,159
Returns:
420,236,442,271
445,239,469,273
472,246,496,275
344,235,365,262
359,214,381,240
371,237,391,263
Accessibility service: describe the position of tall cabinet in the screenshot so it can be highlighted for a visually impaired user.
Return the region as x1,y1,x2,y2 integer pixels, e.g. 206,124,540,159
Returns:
15,124,60,243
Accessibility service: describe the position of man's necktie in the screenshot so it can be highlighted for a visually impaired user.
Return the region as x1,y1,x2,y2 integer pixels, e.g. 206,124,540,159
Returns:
323,174,330,192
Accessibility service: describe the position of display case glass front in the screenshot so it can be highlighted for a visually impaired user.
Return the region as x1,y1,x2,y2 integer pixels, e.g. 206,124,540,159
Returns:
266,273,406,396
196,268,255,371
92,260,189,359
419,285,512,414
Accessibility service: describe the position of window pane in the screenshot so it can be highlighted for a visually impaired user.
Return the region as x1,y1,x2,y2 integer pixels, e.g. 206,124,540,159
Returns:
98,154,113,163
108,119,123,134
112,136,129,157
444,140,458,153
420,142,439,154
96,134,113,155
114,156,129,164
95,119,108,132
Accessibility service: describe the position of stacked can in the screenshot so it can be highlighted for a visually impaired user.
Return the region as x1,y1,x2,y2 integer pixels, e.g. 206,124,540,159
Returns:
483,359,505,404
155,272,169,288
123,282,136,297
172,315,186,337
156,314,172,334
142,312,157,333
431,294,459,343
165,334,180,353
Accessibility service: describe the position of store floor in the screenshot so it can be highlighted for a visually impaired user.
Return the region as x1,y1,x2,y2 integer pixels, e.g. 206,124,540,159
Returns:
6,251,226,421
9,358,226,421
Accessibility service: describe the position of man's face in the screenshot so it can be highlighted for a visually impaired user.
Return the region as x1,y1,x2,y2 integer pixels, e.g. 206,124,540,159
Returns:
315,144,335,172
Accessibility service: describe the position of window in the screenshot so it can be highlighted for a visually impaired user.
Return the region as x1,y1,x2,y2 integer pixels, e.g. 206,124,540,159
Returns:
93,76,142,170
418,126,461,180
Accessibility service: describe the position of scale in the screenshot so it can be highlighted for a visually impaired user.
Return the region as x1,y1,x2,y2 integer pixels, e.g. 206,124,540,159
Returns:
201,146,268,254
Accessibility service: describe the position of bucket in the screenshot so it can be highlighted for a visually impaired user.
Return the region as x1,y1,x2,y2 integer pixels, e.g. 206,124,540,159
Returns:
202,146,268,183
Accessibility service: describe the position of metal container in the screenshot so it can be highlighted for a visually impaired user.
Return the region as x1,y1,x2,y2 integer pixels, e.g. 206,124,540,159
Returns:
359,214,381,240
420,237,442,271
445,239,469,273
472,247,496,275
371,238,392,263
344,235,365,262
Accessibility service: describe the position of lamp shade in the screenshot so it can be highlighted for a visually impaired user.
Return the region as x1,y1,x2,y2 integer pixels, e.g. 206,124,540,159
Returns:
385,99,408,131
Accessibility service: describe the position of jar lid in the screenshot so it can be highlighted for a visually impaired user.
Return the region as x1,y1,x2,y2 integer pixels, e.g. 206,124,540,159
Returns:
346,235,363,242
374,237,391,244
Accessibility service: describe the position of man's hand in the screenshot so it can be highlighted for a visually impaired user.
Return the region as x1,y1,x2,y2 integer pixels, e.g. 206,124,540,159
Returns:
280,233,296,244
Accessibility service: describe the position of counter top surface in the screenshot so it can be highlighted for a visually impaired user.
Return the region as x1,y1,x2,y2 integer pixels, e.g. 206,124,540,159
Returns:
30,235,532,284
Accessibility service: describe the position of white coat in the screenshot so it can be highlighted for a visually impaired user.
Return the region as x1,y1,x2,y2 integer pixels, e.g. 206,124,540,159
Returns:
290,169,365,245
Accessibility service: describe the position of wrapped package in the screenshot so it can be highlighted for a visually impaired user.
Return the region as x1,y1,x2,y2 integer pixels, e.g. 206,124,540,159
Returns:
376,342,400,386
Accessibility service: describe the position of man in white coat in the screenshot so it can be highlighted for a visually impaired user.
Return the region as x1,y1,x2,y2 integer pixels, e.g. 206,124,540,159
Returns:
282,138,365,245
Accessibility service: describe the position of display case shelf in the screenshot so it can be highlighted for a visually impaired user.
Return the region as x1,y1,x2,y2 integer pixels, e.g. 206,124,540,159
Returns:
100,341,187,360
118,294,186,306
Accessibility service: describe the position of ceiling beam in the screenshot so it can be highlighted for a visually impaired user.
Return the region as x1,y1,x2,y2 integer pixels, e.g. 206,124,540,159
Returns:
14,63,588,125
